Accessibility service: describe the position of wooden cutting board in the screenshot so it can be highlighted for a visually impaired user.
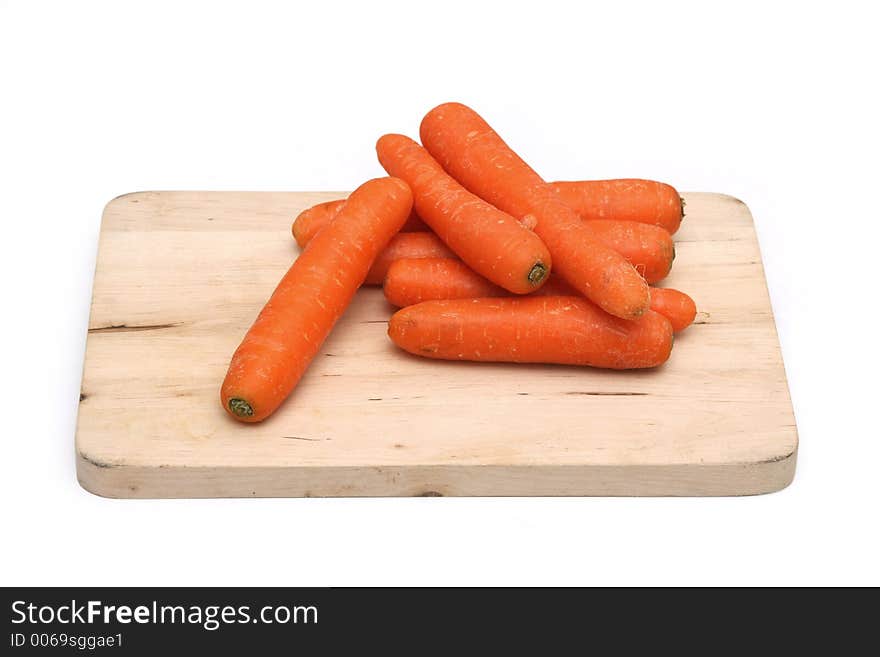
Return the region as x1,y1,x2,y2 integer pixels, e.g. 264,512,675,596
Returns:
76,191,797,497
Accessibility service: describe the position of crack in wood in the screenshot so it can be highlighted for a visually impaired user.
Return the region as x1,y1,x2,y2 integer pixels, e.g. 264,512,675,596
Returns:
565,391,649,396
282,436,330,442
79,452,115,469
89,323,180,334
759,450,795,464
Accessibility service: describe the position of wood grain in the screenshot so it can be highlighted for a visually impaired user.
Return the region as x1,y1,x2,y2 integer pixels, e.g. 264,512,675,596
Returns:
75,191,797,497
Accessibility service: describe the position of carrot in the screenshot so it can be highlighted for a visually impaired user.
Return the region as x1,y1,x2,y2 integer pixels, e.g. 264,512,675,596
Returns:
385,257,694,332
364,232,456,285
291,199,346,248
292,198,426,247
388,296,673,369
376,133,552,294
649,287,697,332
586,220,674,283
420,102,649,319
221,177,413,422
384,258,575,306
384,258,503,307
551,180,684,234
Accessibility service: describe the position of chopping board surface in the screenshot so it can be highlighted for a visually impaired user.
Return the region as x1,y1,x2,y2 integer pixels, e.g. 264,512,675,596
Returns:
76,191,797,497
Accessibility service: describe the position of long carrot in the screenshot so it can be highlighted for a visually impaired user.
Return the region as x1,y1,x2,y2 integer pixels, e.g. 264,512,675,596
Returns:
221,177,413,422
389,296,673,369
647,287,697,332
420,102,649,319
376,133,552,294
384,257,695,332
292,198,426,247
551,180,684,234
364,232,456,285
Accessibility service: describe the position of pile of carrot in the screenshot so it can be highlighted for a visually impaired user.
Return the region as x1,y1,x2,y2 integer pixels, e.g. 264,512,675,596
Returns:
221,102,695,422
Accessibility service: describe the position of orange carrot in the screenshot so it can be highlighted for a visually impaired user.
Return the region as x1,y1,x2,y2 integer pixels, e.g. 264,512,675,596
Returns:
649,287,697,332
364,232,456,285
221,177,413,422
384,258,503,307
420,102,649,319
376,133,552,294
291,199,346,248
385,257,694,332
586,220,674,283
384,258,569,306
551,180,684,234
389,296,673,369
292,198,426,247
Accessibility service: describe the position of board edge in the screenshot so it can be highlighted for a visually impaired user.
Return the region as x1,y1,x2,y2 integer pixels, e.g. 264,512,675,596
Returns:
76,449,797,499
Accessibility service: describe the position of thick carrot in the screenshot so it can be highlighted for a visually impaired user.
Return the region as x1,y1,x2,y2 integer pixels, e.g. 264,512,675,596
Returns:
389,296,673,369
551,180,684,234
221,177,413,422
385,257,694,332
376,133,552,294
292,198,426,247
649,287,697,332
420,102,649,319
586,220,674,283
364,232,456,285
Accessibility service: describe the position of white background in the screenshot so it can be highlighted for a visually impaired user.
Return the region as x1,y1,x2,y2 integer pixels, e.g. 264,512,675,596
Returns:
1,0,878,586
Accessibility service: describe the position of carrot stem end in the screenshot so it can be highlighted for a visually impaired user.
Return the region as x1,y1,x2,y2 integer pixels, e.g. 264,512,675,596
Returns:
228,398,254,418
528,262,549,286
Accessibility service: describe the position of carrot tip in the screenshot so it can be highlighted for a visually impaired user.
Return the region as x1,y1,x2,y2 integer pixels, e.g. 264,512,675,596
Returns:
528,262,549,285
228,398,254,418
